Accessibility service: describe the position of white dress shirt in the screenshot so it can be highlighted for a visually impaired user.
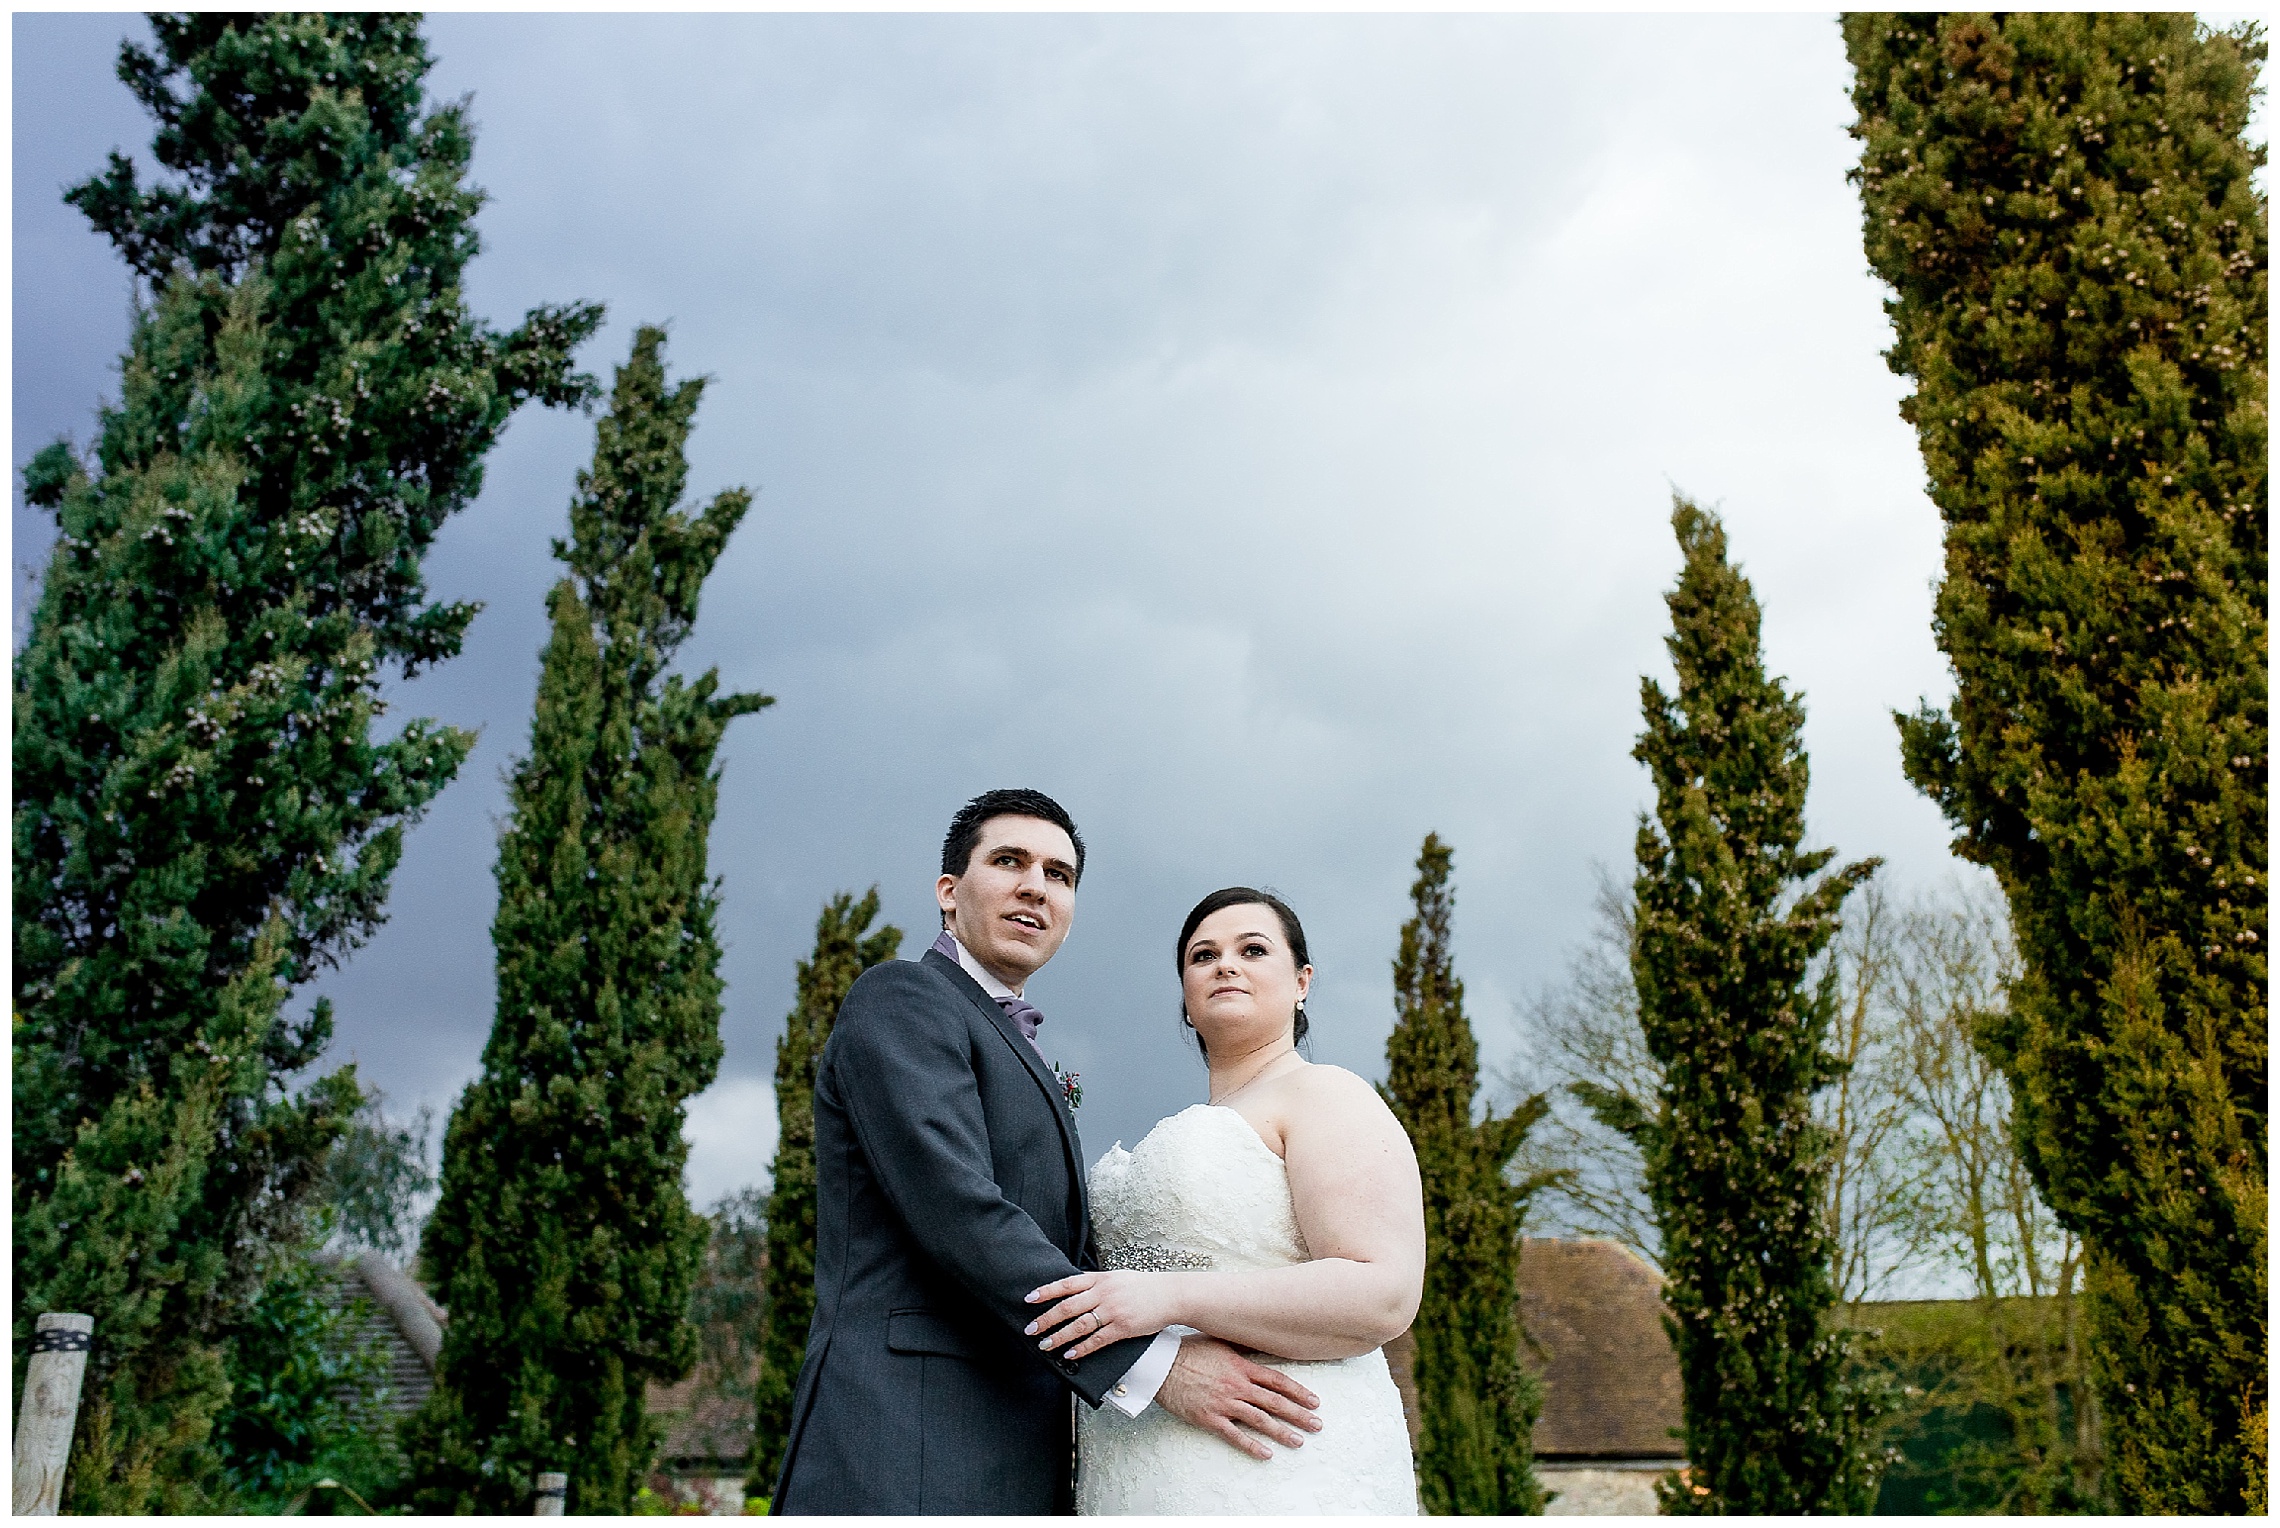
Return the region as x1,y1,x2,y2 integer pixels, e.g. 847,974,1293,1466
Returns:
941,932,1182,1417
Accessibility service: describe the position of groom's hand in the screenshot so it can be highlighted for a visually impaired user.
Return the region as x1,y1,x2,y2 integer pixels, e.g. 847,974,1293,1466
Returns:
1153,1336,1322,1462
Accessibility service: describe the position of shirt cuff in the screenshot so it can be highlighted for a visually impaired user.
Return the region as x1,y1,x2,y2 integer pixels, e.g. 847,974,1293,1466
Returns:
1103,1326,1191,1417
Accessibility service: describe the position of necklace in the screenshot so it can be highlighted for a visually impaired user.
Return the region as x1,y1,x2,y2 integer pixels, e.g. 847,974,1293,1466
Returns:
1209,1049,1302,1107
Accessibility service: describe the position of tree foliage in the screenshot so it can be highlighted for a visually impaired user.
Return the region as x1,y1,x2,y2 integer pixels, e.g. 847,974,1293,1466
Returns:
11,15,597,1509
748,890,902,1498
1842,13,2267,1510
688,1187,768,1405
631,1187,769,1511
1517,877,1923,1304
1382,834,1551,1515
403,328,766,1513
323,1089,436,1263
1870,884,2100,1512
1523,869,2106,1507
1587,496,1883,1513
213,1246,396,1513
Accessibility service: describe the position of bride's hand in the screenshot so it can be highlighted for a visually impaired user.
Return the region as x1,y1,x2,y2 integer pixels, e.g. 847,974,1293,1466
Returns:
1023,1270,1183,1360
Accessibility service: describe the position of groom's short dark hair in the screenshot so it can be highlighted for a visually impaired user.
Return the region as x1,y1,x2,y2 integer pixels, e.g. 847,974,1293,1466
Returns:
941,788,1086,886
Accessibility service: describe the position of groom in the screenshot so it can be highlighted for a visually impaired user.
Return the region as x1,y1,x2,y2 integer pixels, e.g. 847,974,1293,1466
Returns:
771,788,1320,1514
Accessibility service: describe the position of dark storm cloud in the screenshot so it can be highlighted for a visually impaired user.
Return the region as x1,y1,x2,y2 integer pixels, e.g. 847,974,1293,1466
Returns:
16,14,1978,1201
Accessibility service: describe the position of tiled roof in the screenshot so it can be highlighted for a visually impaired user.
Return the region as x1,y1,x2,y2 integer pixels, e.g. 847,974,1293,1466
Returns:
1515,1237,1682,1460
646,1363,757,1468
321,1255,755,1469
336,1235,1686,1468
1384,1236,1684,1463
315,1256,438,1420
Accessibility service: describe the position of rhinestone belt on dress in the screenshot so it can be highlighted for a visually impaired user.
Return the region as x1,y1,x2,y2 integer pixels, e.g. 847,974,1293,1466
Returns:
1101,1243,1214,1272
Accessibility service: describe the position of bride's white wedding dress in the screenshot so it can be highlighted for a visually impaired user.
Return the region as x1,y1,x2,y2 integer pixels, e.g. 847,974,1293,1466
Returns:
1078,1104,1419,1515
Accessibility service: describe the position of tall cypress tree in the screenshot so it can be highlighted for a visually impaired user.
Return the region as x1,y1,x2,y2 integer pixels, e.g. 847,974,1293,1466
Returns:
1382,834,1551,1516
747,890,902,1499
1842,14,2267,1510
404,328,768,1514
12,16,598,1509
1589,497,1882,1514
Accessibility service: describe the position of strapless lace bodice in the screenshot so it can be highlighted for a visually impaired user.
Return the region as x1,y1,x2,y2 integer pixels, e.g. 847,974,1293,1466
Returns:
1078,1105,1418,1516
1092,1104,1307,1274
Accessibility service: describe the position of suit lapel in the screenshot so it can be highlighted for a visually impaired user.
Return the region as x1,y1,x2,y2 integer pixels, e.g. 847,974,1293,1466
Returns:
921,950,1086,1213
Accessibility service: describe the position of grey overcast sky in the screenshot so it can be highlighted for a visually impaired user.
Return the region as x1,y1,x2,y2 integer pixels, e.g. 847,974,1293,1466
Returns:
19,12,2183,1209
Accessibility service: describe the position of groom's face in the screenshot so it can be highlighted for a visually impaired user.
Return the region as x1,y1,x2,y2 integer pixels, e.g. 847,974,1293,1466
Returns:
936,814,1079,987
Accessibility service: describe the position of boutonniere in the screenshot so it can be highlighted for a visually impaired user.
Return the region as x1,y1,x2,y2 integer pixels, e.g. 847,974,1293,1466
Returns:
1052,1061,1083,1111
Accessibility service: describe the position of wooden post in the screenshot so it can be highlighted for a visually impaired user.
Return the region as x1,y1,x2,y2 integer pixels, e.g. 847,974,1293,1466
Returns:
533,1471,567,1515
12,1313,94,1516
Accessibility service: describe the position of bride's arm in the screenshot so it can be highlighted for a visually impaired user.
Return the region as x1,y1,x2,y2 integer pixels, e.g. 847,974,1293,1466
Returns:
1028,1067,1425,1363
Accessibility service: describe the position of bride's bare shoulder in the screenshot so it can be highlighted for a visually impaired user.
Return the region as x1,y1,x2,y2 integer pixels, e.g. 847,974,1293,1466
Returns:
1286,1063,1400,1122
1286,1060,1369,1094
1278,1066,1417,1185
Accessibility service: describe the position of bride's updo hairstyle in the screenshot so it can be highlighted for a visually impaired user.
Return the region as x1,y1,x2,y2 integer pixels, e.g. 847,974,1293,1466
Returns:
1176,887,1312,1058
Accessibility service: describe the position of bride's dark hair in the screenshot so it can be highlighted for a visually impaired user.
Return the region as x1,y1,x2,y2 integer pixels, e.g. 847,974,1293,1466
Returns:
1175,887,1312,1058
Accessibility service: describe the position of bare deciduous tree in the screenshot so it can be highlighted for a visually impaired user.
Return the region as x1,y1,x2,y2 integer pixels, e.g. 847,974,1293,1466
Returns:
1820,884,1931,1304
1887,884,2071,1300
1505,869,1661,1261
1511,869,2101,1507
1880,881,2099,1510
1507,870,1926,1302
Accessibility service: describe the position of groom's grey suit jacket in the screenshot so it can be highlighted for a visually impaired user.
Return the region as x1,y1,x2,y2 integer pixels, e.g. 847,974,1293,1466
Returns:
771,948,1153,1515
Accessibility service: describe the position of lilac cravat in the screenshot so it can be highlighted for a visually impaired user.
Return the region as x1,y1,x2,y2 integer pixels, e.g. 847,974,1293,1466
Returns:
931,929,1047,1056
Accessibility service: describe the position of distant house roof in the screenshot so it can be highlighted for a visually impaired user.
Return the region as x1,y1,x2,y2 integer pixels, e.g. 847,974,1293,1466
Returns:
1384,1236,1684,1464
647,1363,756,1470
318,1253,444,1420
340,1236,1690,1469
1515,1237,1683,1461
321,1254,753,1471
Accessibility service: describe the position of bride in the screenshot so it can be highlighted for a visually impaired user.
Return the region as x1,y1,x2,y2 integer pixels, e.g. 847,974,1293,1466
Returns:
1026,888,1424,1515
